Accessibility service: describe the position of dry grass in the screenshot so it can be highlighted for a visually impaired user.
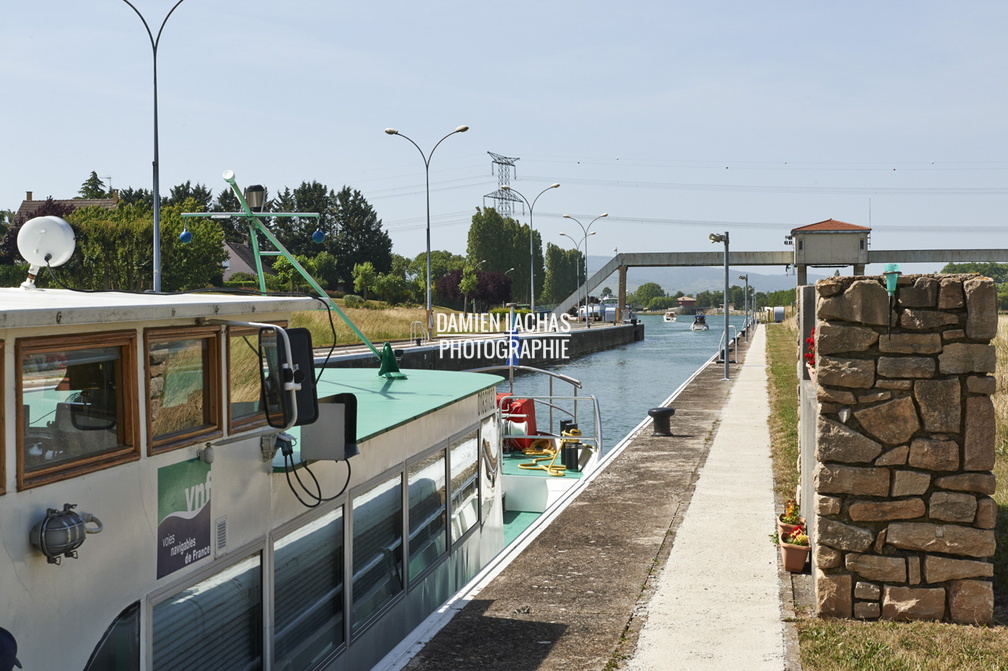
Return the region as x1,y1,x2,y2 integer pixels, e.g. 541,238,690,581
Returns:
764,315,1008,670
291,305,428,346
766,319,800,501
799,619,1008,671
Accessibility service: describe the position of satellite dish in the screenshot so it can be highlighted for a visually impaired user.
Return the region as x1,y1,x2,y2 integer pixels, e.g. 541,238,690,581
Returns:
17,215,76,289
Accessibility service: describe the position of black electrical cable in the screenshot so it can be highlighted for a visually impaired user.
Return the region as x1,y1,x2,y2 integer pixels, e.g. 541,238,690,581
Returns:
281,434,352,507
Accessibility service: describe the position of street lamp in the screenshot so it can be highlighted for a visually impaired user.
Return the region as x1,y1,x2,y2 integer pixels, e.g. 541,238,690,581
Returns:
121,0,187,293
501,183,559,316
559,230,595,326
710,231,730,380
385,125,469,340
562,213,607,327
738,273,749,341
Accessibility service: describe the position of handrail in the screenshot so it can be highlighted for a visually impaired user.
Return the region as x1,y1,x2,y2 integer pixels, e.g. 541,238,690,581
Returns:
718,326,739,364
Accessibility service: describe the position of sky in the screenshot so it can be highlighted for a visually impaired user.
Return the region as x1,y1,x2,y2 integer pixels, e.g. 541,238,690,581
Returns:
3,2,1007,288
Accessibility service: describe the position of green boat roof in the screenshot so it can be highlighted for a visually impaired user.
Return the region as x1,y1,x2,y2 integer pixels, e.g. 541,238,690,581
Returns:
315,367,502,442
274,367,503,469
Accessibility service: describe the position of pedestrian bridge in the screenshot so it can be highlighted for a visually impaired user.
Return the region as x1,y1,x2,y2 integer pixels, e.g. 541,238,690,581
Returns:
552,248,1008,318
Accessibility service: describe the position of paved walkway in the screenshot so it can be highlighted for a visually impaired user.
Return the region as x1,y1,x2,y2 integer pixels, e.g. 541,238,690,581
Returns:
624,326,786,669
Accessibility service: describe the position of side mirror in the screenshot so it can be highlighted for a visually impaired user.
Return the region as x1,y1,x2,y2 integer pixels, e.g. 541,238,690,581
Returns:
258,326,319,429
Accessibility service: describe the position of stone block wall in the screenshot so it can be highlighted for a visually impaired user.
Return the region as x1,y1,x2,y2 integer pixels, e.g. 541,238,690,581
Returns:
811,274,997,624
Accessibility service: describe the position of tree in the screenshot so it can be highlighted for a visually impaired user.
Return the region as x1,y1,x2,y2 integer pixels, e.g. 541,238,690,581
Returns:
213,187,241,214
272,255,316,293
352,261,377,299
208,187,246,244
279,181,330,258
62,200,227,292
373,272,412,305
467,207,541,304
635,282,665,306
476,270,512,308
78,171,109,199
117,187,154,208
160,204,229,290
941,262,1008,284
166,181,213,210
459,264,478,313
541,243,581,304
434,269,464,310
647,296,677,310
312,251,340,290
333,187,392,288
412,250,465,306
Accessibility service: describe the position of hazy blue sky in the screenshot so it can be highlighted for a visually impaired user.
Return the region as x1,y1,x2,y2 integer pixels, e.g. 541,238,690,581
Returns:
3,1,1006,281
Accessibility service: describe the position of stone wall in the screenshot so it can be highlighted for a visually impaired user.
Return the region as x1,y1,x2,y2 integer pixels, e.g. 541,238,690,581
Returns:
810,273,997,624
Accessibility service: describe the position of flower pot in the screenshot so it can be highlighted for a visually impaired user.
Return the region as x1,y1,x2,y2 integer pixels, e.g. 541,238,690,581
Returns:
777,516,805,539
779,541,810,573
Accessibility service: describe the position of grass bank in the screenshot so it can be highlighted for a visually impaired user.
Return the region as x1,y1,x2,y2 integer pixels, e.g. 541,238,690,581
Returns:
764,318,1008,670
291,304,426,346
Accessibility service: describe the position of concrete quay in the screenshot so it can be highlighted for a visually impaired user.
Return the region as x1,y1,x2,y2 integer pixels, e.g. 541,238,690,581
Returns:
392,326,797,670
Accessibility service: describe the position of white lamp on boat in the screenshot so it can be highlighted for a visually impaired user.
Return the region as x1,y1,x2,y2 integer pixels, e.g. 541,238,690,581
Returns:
17,215,76,290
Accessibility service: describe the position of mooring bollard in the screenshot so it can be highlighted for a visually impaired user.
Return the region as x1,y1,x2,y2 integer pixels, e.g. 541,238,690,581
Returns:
648,407,675,436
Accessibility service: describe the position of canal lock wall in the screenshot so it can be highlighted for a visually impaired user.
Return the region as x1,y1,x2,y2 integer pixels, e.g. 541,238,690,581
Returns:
320,321,646,372
798,273,997,624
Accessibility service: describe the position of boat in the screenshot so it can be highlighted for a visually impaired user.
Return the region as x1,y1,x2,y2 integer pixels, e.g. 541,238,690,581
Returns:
1,193,602,670
691,314,709,330
663,310,677,323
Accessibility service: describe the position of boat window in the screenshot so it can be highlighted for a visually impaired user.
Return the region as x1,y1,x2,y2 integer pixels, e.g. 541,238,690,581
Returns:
152,554,262,669
407,450,447,582
227,325,268,430
351,473,403,635
145,327,222,453
274,507,345,667
17,331,139,490
83,602,139,671
449,430,479,543
480,417,500,523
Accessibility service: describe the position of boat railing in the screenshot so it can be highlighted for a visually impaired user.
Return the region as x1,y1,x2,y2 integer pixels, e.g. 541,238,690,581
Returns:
467,362,603,458
496,393,602,458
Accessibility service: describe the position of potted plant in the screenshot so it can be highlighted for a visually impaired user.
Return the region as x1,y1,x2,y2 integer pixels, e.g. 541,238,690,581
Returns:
779,524,810,573
777,499,804,538
804,327,816,376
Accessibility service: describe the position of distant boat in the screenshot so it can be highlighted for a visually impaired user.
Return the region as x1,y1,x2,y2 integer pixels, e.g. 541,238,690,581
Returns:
691,314,709,331
663,310,677,323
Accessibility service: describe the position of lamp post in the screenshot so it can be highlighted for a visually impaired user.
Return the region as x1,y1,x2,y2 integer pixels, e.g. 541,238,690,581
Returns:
562,213,607,327
738,273,749,341
710,232,730,380
121,0,187,293
501,183,559,316
559,230,595,326
385,125,469,340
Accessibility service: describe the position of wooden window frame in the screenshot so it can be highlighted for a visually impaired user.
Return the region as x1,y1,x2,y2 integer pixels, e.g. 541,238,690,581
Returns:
144,326,223,454
16,330,139,491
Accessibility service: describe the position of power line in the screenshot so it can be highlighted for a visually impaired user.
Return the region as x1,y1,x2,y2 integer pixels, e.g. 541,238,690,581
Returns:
520,175,1008,196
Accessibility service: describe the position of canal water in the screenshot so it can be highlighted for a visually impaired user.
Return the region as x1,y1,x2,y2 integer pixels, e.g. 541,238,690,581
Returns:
504,313,750,451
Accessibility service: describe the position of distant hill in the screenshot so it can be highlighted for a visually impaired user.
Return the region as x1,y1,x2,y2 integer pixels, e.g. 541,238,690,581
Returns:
585,256,826,296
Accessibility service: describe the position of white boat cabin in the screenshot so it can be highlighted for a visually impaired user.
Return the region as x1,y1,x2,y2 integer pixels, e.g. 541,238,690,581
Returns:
0,288,505,671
